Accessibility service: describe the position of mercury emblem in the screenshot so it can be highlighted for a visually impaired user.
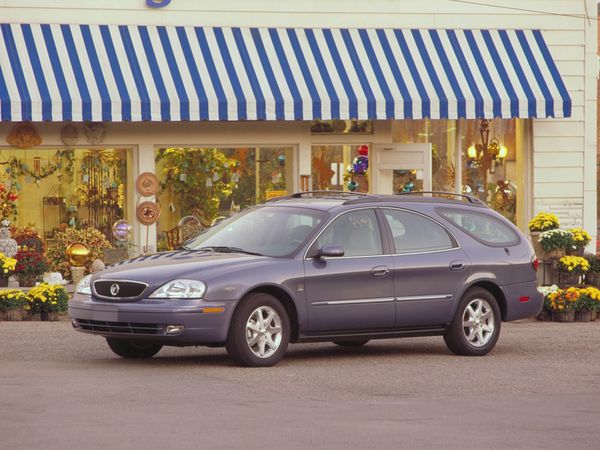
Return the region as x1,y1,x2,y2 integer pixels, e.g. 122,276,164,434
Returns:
110,283,120,296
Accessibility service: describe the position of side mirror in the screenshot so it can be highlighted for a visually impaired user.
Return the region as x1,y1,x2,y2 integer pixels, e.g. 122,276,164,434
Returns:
316,244,345,258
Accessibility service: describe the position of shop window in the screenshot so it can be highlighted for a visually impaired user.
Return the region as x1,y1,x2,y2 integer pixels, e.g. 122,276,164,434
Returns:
155,146,293,251
311,144,369,193
311,120,373,134
0,147,130,244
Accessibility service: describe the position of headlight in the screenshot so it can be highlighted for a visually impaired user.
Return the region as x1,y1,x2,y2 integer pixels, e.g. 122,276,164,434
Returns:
149,279,206,299
76,274,93,295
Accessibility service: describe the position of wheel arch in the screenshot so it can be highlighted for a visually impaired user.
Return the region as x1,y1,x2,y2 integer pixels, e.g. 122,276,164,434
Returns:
464,280,507,321
235,284,301,343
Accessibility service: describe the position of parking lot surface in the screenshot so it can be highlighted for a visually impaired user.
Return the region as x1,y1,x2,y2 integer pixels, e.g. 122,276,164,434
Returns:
1,320,599,449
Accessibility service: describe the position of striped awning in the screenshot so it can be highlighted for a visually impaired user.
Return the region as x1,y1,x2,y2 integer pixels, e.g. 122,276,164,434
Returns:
0,24,571,122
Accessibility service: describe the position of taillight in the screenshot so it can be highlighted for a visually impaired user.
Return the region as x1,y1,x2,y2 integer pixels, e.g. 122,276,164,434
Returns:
532,256,539,272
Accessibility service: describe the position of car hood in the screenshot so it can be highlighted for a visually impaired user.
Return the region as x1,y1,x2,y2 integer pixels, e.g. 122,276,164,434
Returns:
93,250,269,286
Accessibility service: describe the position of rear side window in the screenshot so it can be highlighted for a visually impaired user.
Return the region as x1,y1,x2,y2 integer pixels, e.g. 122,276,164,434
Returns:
382,209,455,254
437,208,520,246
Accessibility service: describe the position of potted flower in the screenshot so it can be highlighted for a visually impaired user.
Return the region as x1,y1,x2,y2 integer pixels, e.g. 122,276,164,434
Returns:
567,228,591,256
536,285,559,321
538,229,573,260
557,255,589,286
0,289,29,320
0,252,17,287
547,287,580,322
576,287,600,322
584,253,600,286
14,246,48,287
528,212,559,258
26,283,69,321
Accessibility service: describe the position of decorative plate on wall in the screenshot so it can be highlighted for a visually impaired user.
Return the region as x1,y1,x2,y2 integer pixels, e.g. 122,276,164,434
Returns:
136,172,160,196
136,201,161,226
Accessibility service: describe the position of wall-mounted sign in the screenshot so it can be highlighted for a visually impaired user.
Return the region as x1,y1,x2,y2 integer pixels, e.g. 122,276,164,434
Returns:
146,0,171,8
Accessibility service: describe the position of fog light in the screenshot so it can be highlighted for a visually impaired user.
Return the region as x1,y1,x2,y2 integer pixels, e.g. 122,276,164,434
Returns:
71,319,79,328
165,325,184,335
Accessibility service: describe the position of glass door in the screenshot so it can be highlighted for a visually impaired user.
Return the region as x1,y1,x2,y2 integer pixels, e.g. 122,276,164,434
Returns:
373,144,432,195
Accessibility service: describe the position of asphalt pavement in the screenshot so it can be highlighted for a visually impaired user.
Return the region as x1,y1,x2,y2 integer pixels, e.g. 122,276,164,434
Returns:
1,320,599,449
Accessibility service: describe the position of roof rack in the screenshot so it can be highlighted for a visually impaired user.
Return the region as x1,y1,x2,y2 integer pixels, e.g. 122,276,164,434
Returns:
267,191,368,202
396,191,488,207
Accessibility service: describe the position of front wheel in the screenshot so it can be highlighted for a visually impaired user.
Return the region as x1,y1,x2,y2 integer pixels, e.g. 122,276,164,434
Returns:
106,338,162,359
226,293,290,367
444,288,501,356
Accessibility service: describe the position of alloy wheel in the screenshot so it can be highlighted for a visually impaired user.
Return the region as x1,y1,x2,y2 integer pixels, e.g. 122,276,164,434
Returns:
245,306,283,358
462,298,495,347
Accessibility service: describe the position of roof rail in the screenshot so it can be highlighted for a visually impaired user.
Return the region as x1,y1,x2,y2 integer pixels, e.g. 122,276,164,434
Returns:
396,191,489,207
267,190,369,202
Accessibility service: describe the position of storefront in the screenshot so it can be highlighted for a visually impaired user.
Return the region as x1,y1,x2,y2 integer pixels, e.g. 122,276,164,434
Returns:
0,1,595,253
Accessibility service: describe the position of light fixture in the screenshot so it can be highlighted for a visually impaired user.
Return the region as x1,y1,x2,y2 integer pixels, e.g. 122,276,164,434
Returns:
466,119,507,172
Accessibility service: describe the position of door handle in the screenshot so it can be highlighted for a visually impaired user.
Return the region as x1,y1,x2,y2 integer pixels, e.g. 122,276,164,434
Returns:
371,266,390,277
449,260,466,271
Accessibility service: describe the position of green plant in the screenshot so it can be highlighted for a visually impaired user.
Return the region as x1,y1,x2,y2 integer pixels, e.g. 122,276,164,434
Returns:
0,252,17,276
528,212,559,232
46,227,112,279
584,253,600,273
578,287,600,311
557,255,590,276
538,229,574,252
0,289,28,311
26,283,69,314
547,287,580,312
14,247,48,277
569,228,592,248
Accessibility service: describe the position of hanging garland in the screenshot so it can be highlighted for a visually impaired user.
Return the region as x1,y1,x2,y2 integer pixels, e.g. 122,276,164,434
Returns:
5,150,75,189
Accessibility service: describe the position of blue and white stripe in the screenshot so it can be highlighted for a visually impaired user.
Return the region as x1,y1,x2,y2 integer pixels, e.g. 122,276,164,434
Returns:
0,24,571,122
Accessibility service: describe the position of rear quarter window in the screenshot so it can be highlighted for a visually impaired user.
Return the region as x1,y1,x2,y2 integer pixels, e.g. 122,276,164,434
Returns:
436,208,520,247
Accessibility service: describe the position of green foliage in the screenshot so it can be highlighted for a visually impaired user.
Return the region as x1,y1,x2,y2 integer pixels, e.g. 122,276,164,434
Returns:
0,289,28,311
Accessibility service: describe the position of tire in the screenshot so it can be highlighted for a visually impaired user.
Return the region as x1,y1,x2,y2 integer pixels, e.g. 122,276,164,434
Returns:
333,340,370,347
444,287,501,356
106,338,162,359
226,293,290,367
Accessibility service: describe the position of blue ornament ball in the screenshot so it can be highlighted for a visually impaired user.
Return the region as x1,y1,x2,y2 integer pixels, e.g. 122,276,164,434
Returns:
352,155,369,174
347,180,358,191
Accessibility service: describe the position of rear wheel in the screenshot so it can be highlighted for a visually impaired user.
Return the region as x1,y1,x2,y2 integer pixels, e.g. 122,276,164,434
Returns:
106,338,162,359
226,293,290,367
333,340,370,347
444,287,501,356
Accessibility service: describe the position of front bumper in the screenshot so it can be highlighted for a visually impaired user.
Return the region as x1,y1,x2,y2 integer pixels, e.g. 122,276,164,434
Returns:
68,293,235,345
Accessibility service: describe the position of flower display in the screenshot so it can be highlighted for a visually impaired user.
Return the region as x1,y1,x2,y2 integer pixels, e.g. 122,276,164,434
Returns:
0,289,28,312
45,227,112,279
0,182,18,220
584,253,600,274
557,255,590,275
568,228,591,248
578,287,600,312
0,252,17,275
547,287,580,311
528,212,559,232
538,229,574,252
14,246,48,277
25,283,69,314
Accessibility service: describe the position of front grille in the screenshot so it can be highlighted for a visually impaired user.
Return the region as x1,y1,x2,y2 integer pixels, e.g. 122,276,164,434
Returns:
74,319,162,335
93,280,148,300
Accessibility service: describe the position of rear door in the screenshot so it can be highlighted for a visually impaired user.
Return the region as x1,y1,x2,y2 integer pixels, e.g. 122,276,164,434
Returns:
303,208,395,332
380,208,471,328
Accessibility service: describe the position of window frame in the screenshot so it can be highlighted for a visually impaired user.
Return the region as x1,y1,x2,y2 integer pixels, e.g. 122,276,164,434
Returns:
304,207,390,259
435,207,521,248
378,207,459,256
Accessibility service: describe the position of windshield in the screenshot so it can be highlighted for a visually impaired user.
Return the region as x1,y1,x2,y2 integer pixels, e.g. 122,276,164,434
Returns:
183,206,327,257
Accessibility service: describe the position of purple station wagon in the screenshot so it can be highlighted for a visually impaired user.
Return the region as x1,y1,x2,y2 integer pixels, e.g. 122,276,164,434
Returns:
69,191,542,367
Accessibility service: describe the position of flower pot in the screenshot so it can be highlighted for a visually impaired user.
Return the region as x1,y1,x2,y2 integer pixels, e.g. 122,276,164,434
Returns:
18,274,36,287
566,246,585,257
574,310,592,322
530,232,543,259
552,310,575,322
535,309,553,322
585,272,600,287
0,275,8,287
2,308,24,321
559,272,582,286
45,311,61,322
543,248,565,260
590,310,597,321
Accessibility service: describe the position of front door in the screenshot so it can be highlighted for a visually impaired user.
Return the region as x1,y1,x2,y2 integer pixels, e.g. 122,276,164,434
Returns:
303,209,395,332
372,143,432,195
380,208,471,328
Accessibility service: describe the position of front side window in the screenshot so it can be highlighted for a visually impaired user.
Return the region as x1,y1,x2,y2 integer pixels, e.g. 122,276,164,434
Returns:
383,209,455,254
312,209,382,257
437,208,520,246
185,206,325,257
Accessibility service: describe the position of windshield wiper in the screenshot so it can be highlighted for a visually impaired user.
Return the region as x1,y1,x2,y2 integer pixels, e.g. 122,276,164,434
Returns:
197,246,264,256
